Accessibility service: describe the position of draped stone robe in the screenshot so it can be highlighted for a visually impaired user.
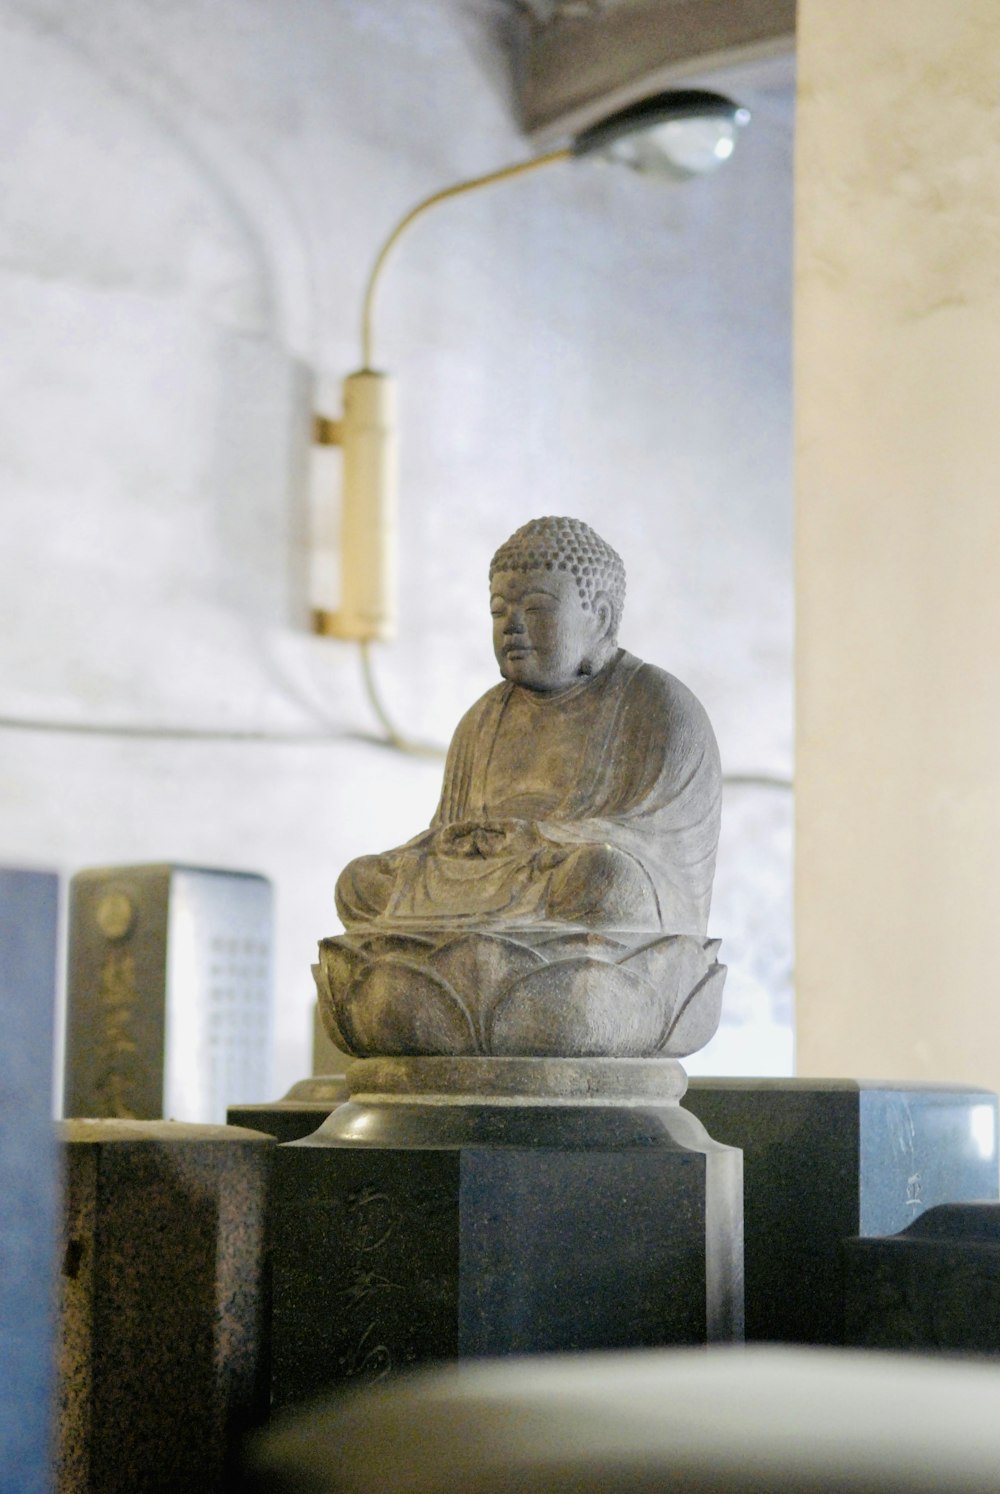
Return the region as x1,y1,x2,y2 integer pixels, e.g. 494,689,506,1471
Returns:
335,649,722,934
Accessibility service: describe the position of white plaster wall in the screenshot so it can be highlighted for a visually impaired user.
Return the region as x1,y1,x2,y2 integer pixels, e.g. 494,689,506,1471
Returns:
0,0,793,1098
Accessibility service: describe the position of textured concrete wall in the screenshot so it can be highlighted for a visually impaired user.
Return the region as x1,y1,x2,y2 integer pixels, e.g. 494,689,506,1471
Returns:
0,0,793,1093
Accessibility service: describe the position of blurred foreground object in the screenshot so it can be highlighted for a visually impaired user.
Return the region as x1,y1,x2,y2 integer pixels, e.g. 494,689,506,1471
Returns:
244,1346,1000,1494
65,864,272,1122
0,868,59,1494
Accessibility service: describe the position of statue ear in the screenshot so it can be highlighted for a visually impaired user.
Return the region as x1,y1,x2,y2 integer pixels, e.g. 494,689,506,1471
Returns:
592,591,615,639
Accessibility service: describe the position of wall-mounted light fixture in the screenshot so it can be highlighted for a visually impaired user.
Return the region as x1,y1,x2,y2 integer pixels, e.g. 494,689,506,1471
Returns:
311,90,749,743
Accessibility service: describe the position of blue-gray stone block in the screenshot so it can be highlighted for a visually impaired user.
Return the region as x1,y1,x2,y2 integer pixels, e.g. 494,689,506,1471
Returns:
683,1079,999,1344
0,867,59,1494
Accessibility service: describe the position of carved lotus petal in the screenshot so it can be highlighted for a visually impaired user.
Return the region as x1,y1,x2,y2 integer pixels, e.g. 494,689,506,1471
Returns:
338,959,477,1058
662,961,727,1057
429,933,547,1014
312,959,351,1054
319,938,372,999
489,957,667,1058
350,932,437,961
615,934,684,985
527,930,630,962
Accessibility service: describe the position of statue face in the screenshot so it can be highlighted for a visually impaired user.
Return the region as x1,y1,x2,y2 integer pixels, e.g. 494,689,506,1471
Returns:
490,569,609,692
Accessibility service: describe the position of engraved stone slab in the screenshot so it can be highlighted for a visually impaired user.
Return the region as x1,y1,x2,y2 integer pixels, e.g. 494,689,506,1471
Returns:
317,927,725,1059
56,1120,275,1494
844,1204,1000,1354
271,1057,743,1407
65,864,273,1122
683,1079,1000,1344
0,868,59,1494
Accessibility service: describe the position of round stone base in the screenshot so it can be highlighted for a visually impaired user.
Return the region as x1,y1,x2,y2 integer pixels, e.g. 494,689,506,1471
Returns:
346,1055,688,1105
300,1056,720,1152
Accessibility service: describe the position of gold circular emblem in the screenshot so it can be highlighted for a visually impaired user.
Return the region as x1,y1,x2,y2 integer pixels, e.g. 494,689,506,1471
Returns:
96,890,135,941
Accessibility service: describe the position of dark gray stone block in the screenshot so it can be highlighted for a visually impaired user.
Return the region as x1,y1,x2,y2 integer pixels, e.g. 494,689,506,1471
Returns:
683,1079,999,1344
228,1075,348,1144
844,1203,1000,1354
0,868,59,1494
56,1120,275,1493
271,1057,743,1408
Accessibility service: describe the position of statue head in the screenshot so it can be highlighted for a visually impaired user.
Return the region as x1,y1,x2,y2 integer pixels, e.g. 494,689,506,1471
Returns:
488,517,626,692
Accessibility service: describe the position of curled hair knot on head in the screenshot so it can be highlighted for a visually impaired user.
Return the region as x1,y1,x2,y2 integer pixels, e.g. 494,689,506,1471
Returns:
489,517,626,626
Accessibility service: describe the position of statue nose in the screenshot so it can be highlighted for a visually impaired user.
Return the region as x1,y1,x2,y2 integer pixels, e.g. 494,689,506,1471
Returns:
506,615,526,634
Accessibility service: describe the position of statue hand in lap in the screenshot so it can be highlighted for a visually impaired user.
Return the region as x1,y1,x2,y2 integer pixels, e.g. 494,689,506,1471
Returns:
335,517,722,935
435,819,541,860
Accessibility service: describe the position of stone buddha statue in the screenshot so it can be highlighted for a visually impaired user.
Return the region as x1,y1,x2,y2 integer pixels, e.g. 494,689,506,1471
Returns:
317,517,727,1061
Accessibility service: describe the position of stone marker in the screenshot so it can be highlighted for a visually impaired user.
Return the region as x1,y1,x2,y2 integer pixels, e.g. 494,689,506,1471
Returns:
275,519,742,1404
65,864,273,1123
0,867,59,1494
683,1078,999,1343
844,1202,1000,1354
56,1120,275,1494
228,1074,349,1144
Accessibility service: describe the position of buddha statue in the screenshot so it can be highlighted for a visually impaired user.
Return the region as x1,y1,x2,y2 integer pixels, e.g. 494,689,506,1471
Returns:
317,517,727,1061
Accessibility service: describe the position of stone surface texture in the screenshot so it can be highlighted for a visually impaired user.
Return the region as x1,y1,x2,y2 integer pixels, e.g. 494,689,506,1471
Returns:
683,1079,999,1343
0,868,59,1494
321,518,727,1061
56,1120,275,1494
271,1057,743,1406
844,1204,1000,1355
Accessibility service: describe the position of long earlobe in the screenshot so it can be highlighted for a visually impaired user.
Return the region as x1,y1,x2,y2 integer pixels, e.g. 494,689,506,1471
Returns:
594,594,614,639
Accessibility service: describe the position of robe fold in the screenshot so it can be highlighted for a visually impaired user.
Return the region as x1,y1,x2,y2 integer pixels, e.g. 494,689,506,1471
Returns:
337,650,721,934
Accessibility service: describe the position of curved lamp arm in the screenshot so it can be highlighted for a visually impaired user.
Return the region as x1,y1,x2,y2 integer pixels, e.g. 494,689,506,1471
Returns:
360,147,571,368
314,90,748,754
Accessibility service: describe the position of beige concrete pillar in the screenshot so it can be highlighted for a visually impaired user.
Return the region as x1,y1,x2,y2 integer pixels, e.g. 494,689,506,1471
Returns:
795,2,1000,1091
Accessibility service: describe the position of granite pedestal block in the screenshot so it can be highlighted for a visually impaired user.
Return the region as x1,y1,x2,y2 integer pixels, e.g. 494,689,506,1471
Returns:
271,1057,743,1408
683,1079,999,1344
844,1203,1000,1354
56,1120,275,1494
228,1075,349,1143
1,868,59,1494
